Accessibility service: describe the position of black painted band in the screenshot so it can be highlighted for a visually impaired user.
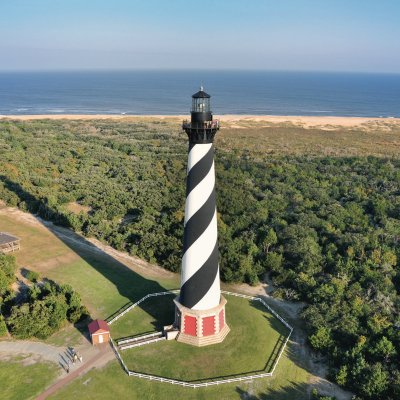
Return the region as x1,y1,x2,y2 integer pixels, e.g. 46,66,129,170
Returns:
180,240,219,308
183,189,216,253
186,145,214,197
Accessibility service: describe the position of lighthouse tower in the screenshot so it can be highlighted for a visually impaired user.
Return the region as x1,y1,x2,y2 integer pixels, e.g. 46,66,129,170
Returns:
174,87,230,346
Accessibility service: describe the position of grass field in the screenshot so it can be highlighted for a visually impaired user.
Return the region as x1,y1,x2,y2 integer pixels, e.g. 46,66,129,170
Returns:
118,295,289,381
110,293,177,339
0,209,310,399
217,120,400,158
0,213,179,319
49,358,310,400
0,357,58,400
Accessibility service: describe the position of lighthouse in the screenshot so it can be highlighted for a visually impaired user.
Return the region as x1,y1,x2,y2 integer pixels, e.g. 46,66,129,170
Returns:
174,87,230,346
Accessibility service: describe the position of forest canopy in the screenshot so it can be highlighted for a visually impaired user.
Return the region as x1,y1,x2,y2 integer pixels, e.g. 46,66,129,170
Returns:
0,119,399,399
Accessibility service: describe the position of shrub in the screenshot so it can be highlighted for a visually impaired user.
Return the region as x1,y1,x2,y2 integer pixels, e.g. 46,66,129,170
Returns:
7,280,89,339
25,270,40,283
0,315,8,336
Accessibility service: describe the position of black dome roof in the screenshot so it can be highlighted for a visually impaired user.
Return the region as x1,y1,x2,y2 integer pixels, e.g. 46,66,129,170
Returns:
192,86,211,98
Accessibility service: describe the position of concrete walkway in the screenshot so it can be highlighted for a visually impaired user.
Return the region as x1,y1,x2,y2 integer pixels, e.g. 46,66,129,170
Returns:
0,339,115,399
0,341,64,364
36,344,114,400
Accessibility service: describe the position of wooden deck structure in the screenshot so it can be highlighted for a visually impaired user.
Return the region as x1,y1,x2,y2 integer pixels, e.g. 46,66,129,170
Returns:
0,232,21,253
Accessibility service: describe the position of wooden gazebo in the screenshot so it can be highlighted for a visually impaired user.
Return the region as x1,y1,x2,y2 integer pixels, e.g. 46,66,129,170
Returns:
0,233,21,254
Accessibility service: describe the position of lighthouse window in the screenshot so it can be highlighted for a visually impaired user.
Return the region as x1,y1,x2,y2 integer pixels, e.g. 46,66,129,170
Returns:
192,98,210,112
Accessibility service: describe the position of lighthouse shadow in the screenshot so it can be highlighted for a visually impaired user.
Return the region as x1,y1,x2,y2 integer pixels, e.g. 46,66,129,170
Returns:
0,176,176,338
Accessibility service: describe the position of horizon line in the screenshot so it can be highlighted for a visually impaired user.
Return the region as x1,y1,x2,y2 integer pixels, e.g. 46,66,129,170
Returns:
0,68,399,76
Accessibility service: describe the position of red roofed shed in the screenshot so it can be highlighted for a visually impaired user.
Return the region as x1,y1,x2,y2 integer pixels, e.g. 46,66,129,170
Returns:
88,319,110,345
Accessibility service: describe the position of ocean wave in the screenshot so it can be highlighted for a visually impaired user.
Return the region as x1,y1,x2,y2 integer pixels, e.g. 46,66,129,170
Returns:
298,110,333,113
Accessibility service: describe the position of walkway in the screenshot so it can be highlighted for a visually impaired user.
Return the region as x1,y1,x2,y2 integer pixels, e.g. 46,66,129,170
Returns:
0,339,115,399
0,341,64,364
36,344,114,400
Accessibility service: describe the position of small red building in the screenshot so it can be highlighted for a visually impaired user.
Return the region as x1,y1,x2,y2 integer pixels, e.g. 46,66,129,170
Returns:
88,319,110,345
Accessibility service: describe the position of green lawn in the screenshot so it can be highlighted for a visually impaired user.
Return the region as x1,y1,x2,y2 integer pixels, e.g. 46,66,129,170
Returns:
0,214,71,267
0,213,179,320
119,296,288,381
49,357,309,400
46,252,178,320
110,293,177,339
0,357,58,400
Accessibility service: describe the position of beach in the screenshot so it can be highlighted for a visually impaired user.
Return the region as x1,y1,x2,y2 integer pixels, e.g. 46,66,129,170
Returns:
1,114,400,129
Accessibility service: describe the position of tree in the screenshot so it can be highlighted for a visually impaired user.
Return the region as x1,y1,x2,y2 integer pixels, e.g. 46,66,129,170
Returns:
262,228,277,254
0,315,8,336
309,327,334,352
335,365,348,386
369,336,396,362
359,363,389,399
0,254,16,295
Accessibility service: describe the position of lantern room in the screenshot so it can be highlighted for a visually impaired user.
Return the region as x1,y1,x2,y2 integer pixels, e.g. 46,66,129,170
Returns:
190,86,212,124
191,87,211,112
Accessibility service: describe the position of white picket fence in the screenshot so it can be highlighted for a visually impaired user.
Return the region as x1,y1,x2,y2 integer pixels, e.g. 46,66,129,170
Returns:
108,289,294,388
127,370,273,388
117,331,162,346
110,339,130,374
108,290,179,325
120,336,166,351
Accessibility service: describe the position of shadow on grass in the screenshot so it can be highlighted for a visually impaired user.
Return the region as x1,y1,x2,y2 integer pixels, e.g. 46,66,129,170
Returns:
236,382,309,400
0,176,174,340
249,300,290,373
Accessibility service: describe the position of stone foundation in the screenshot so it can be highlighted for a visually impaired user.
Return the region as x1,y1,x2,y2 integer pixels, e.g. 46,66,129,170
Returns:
174,296,230,346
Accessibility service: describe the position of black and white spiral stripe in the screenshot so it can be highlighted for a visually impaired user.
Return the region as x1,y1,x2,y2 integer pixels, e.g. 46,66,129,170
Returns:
179,143,220,310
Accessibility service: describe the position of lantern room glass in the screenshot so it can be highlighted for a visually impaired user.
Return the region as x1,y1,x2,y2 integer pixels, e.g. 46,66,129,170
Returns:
192,97,210,113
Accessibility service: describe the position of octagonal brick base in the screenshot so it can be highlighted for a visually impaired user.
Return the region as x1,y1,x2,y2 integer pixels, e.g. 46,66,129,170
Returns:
174,295,230,347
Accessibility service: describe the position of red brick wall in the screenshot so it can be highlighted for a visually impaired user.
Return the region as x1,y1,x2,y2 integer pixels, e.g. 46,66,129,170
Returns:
184,315,197,336
202,316,215,336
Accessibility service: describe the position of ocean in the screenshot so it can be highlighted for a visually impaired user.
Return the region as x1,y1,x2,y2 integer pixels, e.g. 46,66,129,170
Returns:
0,70,399,117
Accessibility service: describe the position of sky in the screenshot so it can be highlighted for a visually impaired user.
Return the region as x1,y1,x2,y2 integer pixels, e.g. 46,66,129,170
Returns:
1,0,399,73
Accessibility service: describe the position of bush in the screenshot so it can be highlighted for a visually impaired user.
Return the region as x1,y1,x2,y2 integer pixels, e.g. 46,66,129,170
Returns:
25,270,40,283
6,280,89,339
0,315,8,336
0,254,16,295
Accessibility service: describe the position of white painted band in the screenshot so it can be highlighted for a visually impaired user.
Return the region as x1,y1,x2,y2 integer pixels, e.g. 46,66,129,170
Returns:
187,143,213,174
181,211,218,285
192,269,221,310
184,161,215,225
